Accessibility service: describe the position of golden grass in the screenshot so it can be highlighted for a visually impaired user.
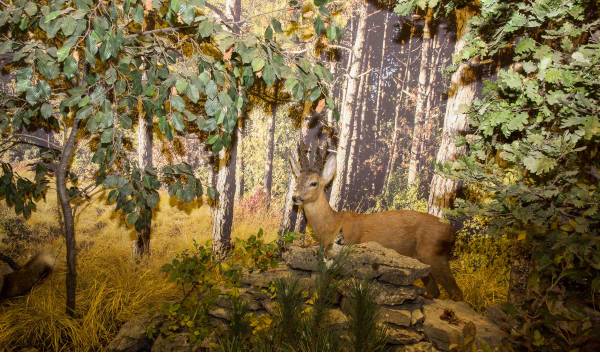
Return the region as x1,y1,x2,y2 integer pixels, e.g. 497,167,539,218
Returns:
0,187,279,351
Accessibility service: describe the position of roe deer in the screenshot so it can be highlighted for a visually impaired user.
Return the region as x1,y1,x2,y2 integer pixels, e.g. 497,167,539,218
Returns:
289,153,463,301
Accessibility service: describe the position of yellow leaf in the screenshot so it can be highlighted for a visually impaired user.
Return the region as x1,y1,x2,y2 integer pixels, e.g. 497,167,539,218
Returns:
517,231,526,241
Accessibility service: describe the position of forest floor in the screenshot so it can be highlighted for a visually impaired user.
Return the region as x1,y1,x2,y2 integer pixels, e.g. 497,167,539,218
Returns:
0,188,508,350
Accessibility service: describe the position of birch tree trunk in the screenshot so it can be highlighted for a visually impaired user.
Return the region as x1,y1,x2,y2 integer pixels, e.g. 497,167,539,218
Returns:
263,91,278,209
134,98,153,257
330,1,368,211
427,8,477,217
212,0,241,256
406,8,433,187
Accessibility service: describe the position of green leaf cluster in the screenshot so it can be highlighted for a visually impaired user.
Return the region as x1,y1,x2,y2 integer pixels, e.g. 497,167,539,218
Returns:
446,0,600,349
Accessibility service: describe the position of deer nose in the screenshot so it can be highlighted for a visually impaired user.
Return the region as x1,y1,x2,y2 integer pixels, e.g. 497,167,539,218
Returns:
292,196,303,203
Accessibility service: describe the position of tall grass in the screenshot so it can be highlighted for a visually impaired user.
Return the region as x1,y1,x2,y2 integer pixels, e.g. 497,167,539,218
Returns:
0,187,279,351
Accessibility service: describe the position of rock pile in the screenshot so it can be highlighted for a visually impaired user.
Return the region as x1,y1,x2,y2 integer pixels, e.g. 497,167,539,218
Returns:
108,241,506,351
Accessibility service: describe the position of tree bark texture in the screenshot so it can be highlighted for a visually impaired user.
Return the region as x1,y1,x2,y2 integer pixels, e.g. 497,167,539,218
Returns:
427,8,477,217
330,1,368,211
384,25,415,196
212,0,241,256
407,8,433,187
56,119,79,316
134,99,153,257
263,92,278,209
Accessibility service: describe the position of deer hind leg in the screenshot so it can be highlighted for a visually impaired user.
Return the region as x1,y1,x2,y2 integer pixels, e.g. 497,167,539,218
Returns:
422,275,440,298
430,258,463,301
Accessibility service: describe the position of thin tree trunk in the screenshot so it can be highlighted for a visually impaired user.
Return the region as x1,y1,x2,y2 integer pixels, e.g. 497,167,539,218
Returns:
407,8,433,187
212,0,241,256
263,88,278,209
56,119,79,317
384,25,415,195
427,8,478,217
416,28,444,194
330,1,368,211
345,42,371,198
134,97,153,257
373,11,390,140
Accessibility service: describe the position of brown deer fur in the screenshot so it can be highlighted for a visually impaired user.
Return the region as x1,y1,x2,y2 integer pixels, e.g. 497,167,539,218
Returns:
289,153,463,301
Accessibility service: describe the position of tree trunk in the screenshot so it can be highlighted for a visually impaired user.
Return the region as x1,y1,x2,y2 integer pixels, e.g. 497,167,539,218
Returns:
211,0,242,257
373,11,390,141
212,134,238,256
427,8,477,217
56,119,79,317
235,120,245,202
384,25,415,196
263,89,278,209
134,98,153,257
330,1,368,211
345,41,371,200
227,0,243,204
416,27,445,194
407,8,433,187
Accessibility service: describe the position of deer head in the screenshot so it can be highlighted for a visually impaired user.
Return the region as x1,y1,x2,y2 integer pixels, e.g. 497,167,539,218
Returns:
289,151,336,206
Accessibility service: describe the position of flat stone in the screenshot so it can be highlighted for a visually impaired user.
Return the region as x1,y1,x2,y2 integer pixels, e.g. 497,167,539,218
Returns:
380,306,412,327
330,242,430,285
338,280,423,306
282,246,321,271
384,324,425,345
214,291,262,311
240,264,310,288
422,299,506,351
107,314,160,351
208,307,230,321
151,333,194,352
390,341,435,352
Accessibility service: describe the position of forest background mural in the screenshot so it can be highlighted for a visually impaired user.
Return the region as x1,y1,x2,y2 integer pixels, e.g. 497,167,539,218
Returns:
1,0,599,351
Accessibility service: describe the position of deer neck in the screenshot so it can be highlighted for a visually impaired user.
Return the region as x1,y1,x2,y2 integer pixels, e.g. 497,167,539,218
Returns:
302,191,342,244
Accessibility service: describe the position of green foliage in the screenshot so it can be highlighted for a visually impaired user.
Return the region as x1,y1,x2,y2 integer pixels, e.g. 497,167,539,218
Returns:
0,0,339,246
445,0,600,349
0,162,50,219
346,280,388,352
233,228,280,272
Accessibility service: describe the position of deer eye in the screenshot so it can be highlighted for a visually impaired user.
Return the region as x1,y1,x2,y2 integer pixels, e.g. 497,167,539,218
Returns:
309,181,318,187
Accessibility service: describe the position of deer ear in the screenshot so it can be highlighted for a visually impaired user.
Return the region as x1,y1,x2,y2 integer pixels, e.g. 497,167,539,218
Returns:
288,150,301,178
321,154,337,184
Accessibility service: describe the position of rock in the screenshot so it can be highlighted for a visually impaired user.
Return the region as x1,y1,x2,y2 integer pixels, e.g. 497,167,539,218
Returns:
330,242,430,285
338,280,423,306
151,333,195,352
385,324,425,345
107,314,160,351
422,299,506,351
282,246,321,271
380,306,412,327
325,308,349,330
214,291,262,311
390,341,435,352
240,264,310,288
208,307,230,321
